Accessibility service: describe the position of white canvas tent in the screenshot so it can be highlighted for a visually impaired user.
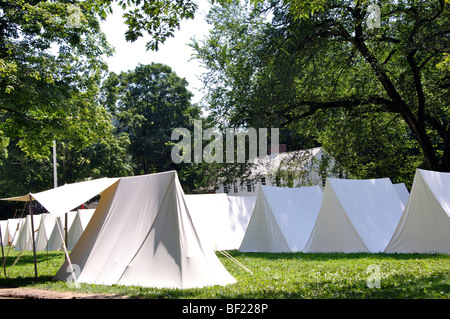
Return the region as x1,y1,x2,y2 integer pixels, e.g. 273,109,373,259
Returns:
239,185,323,253
303,178,405,253
228,195,257,232
5,218,23,246
185,194,244,251
394,183,410,206
35,213,56,251
14,214,43,251
385,169,450,254
54,171,236,289
0,220,8,246
44,211,77,251
66,209,95,251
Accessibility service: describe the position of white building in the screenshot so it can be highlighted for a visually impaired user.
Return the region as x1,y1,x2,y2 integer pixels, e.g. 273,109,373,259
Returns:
216,147,345,195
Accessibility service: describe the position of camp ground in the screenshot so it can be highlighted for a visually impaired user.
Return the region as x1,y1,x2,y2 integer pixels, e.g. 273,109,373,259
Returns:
0,169,448,292
239,185,323,253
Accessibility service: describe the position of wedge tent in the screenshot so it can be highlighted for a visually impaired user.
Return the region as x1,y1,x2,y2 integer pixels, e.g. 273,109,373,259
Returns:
228,195,257,232
239,185,323,253
185,194,244,251
66,209,95,251
385,169,450,254
54,171,236,289
44,211,77,251
394,183,410,206
303,178,405,253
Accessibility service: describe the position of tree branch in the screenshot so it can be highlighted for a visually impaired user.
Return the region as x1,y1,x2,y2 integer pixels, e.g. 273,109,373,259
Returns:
279,96,398,121
407,51,426,122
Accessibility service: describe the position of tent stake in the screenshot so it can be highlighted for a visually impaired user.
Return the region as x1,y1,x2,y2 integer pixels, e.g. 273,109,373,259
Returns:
28,194,38,279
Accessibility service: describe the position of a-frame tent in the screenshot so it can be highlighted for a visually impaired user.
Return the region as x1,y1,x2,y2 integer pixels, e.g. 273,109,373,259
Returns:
35,213,56,251
385,169,450,254
393,183,410,206
66,209,95,251
4,218,24,246
303,178,405,253
185,194,244,251
44,211,77,251
54,171,236,289
239,185,323,253
14,214,43,251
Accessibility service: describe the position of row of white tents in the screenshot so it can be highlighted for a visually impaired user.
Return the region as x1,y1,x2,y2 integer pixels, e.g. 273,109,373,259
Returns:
0,168,448,290
0,209,95,252
240,169,450,254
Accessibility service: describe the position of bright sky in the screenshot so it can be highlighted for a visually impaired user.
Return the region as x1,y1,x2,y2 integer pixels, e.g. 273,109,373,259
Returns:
100,1,211,104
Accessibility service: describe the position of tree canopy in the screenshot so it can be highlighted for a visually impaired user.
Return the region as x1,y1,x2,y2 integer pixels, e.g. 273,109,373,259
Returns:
192,0,449,184
101,63,202,183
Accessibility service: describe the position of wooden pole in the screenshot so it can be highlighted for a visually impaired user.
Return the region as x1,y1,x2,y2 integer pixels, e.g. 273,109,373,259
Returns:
0,227,6,277
65,212,68,261
28,195,38,279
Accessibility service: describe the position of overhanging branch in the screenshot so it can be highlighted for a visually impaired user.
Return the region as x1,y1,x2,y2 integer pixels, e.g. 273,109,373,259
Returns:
278,95,397,121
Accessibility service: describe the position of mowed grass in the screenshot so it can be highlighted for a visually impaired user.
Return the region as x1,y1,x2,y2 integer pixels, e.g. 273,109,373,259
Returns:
0,249,448,299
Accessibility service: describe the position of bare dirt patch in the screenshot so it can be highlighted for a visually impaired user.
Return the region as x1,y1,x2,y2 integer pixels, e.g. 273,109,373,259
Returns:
0,287,132,299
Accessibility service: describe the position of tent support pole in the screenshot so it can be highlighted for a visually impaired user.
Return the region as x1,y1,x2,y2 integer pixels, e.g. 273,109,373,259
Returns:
56,221,79,289
64,212,68,261
28,195,38,279
0,227,6,277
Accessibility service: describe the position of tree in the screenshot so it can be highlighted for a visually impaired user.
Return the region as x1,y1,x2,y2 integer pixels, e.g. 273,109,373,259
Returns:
0,0,114,161
193,0,450,183
101,63,201,176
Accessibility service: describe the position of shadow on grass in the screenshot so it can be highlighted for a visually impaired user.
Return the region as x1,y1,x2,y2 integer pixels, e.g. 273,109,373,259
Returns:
224,250,450,261
0,249,448,299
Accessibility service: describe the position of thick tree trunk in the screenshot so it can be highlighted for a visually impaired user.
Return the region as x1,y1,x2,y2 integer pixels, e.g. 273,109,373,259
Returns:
351,7,441,171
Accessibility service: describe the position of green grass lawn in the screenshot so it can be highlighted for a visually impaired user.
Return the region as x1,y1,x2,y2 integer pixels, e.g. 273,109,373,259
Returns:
0,249,448,299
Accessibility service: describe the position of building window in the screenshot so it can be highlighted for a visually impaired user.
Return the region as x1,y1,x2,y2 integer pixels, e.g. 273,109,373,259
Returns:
246,180,252,192
261,177,266,185
223,184,228,193
233,182,238,193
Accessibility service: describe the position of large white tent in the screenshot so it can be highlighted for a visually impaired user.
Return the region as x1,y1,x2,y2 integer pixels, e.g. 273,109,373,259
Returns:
54,171,236,289
385,169,450,254
185,194,244,251
239,185,323,253
303,178,405,253
228,195,257,232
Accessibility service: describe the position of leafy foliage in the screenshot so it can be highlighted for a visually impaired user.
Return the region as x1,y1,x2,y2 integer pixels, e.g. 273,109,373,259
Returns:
192,0,450,184
100,63,204,190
